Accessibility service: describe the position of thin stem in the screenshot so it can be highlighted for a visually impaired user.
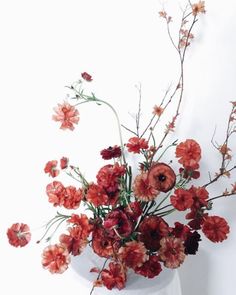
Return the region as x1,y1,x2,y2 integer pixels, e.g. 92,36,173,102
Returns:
89,258,109,295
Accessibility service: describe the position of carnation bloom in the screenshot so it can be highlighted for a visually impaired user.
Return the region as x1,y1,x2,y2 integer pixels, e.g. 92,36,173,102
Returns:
135,255,162,278
170,188,194,211
172,222,190,240
62,186,83,209
52,102,79,131
148,163,176,193
100,145,122,160
175,139,201,169
101,262,127,290
192,1,206,16
44,160,59,177
7,223,31,247
60,157,69,169
188,185,209,208
202,216,230,243
42,244,70,274
46,181,65,206
153,105,164,117
126,137,149,154
159,237,185,268
139,216,169,251
118,241,148,269
81,72,93,82
124,201,142,222
133,172,159,202
104,209,133,239
86,183,108,207
184,231,201,255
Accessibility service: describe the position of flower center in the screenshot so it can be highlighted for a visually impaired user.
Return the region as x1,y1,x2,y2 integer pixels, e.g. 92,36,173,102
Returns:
158,174,166,182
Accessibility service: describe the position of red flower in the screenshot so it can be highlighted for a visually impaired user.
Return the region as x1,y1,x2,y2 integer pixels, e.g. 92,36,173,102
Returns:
135,255,162,278
104,209,133,239
179,167,200,179
202,216,230,243
184,231,201,255
188,186,209,208
125,201,142,221
96,163,126,193
44,160,59,178
92,227,118,258
133,173,159,202
118,241,148,269
153,105,164,117
46,181,65,206
42,244,70,273
100,145,122,160
126,137,149,154
81,72,93,82
170,188,194,211
86,183,108,207
159,237,185,268
67,214,92,237
172,222,190,240
62,186,83,209
60,157,69,169
176,139,201,169
148,163,176,193
7,223,31,247
52,102,79,131
139,216,169,251
101,262,127,290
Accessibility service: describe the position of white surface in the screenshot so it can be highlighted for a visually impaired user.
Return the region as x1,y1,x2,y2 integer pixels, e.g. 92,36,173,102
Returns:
0,1,236,295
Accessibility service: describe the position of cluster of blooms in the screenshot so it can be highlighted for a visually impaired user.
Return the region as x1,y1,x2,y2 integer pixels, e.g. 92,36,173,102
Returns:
7,1,236,293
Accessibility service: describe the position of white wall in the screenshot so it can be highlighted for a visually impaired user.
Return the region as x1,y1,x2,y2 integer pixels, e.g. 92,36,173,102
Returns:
0,1,235,294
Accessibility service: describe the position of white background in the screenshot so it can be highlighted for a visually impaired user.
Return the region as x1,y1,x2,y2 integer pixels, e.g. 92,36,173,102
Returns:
0,0,236,294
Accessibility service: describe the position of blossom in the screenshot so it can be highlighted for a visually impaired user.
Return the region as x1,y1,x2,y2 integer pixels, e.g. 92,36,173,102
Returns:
139,216,169,251
148,163,176,192
170,188,194,211
52,102,79,131
192,1,206,16
46,181,65,206
188,186,209,208
60,157,69,169
86,183,108,207
172,222,190,240
42,244,70,274
179,167,200,179
118,241,148,269
184,231,201,255
101,262,127,290
159,237,185,268
62,186,83,209
7,223,31,247
81,72,93,82
67,214,92,237
176,139,201,169
100,145,122,160
202,216,230,243
133,172,159,202
44,160,59,177
135,255,162,278
126,137,149,154
153,105,164,116
104,209,133,239
124,201,142,221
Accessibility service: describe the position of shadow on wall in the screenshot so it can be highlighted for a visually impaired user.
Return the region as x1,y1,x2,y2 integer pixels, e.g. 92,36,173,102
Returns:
178,249,210,295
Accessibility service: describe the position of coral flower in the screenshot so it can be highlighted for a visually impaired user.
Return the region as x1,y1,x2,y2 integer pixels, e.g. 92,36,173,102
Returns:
139,216,169,251
153,105,164,117
192,1,206,16
100,145,122,160
7,223,31,247
159,237,185,268
86,183,108,207
60,157,69,169
133,173,159,202
202,216,230,243
176,139,201,169
67,213,92,238
170,188,194,211
46,181,65,206
135,255,162,278
101,262,127,290
52,102,79,131
62,186,83,209
42,244,70,274
148,163,176,193
118,241,148,269
44,160,59,178
126,137,149,154
188,185,209,208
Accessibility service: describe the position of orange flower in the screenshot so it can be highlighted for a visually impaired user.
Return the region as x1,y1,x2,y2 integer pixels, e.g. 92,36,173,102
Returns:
52,102,79,131
176,139,201,169
42,244,70,273
133,172,159,202
202,216,230,243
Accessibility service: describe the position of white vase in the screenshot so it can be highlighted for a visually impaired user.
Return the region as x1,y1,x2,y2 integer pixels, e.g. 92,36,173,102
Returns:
71,246,182,295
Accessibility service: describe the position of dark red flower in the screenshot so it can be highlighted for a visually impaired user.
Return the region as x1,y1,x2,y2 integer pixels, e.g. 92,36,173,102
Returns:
100,145,122,160
7,223,31,247
172,222,190,240
170,188,194,211
60,157,69,169
44,160,59,178
133,172,159,201
126,137,149,154
202,216,230,243
135,255,162,278
148,163,176,193
139,216,169,251
104,209,133,239
101,262,127,290
81,72,93,82
176,139,201,169
179,167,200,179
184,231,201,254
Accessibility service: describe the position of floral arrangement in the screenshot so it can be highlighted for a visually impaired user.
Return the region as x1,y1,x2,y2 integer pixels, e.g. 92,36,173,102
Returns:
7,1,236,294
